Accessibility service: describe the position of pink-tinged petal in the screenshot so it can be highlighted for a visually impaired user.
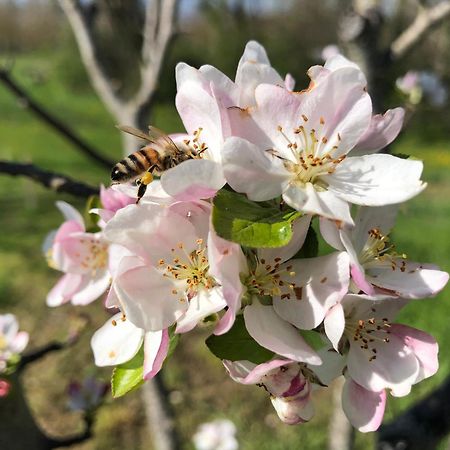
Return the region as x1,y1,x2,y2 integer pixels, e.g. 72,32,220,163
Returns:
143,329,169,380
252,85,305,151
327,154,426,206
199,64,237,106
105,204,198,263
175,81,223,157
223,359,295,385
47,273,82,307
10,331,29,354
100,185,134,213
324,303,345,351
235,41,284,106
114,265,188,331
56,201,84,226
223,136,288,201
367,262,449,299
244,302,321,365
352,205,398,253
282,183,354,225
175,62,203,90
161,159,226,201
285,73,295,91
342,378,386,432
319,217,344,251
271,394,315,424
258,215,312,264
71,271,111,306
104,285,119,308
324,54,361,71
53,220,84,244
347,330,420,394
352,108,405,155
176,288,227,334
351,263,375,295
0,314,19,341
390,324,439,381
90,313,144,366
223,359,257,383
273,252,349,329
313,348,346,386
298,66,371,158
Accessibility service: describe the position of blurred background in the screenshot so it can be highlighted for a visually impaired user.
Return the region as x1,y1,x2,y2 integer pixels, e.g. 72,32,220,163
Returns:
0,0,450,449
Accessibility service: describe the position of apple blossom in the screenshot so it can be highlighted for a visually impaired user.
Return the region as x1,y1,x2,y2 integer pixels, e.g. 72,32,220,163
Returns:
224,359,318,424
91,312,169,380
323,294,439,396
162,40,293,201
103,201,240,333
193,419,238,450
320,206,449,298
45,201,112,306
0,314,29,373
223,65,424,224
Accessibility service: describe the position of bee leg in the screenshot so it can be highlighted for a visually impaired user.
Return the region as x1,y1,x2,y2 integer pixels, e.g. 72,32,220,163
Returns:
135,170,154,204
136,182,147,204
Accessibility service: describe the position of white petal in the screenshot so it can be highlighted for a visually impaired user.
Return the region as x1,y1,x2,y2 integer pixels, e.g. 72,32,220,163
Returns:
324,303,346,351
71,271,111,306
352,108,405,155
143,329,169,380
56,201,84,226
161,159,226,201
91,313,144,366
327,154,426,206
223,136,288,201
342,378,386,432
283,183,353,224
319,217,344,251
273,252,349,329
244,302,321,365
46,273,82,307
115,265,188,331
176,288,227,334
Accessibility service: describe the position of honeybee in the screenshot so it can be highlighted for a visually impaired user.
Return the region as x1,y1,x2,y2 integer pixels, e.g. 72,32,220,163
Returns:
111,125,204,203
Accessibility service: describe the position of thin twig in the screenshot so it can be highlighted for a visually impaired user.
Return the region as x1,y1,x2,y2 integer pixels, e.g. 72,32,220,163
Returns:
0,69,113,168
0,160,99,198
391,1,450,60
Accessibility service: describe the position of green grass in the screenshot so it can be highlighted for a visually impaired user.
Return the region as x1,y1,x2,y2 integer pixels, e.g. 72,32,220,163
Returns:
1,51,450,450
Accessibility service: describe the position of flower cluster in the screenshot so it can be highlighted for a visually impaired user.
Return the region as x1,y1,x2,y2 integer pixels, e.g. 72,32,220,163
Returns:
0,313,29,374
44,41,448,432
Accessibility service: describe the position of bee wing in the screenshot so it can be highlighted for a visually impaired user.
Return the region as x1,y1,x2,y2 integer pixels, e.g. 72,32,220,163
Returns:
116,125,154,143
148,125,180,152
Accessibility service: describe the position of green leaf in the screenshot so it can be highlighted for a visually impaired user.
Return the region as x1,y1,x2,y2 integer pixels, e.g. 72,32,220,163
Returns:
293,226,318,259
206,315,274,364
391,153,411,160
212,189,302,248
299,329,325,351
111,346,144,398
84,195,101,233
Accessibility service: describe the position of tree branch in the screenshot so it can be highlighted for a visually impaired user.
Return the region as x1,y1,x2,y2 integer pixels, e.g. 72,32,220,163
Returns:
391,1,450,60
0,69,114,168
57,0,126,120
0,161,99,198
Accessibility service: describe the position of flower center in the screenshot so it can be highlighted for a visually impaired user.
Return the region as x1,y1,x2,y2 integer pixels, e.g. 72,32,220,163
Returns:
181,128,208,159
158,239,215,299
270,117,346,189
80,239,108,276
344,307,392,362
243,256,298,300
359,228,407,271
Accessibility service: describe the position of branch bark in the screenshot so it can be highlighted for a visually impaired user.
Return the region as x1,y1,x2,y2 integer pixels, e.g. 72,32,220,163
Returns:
58,0,179,155
0,69,113,168
0,160,99,198
391,1,450,60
